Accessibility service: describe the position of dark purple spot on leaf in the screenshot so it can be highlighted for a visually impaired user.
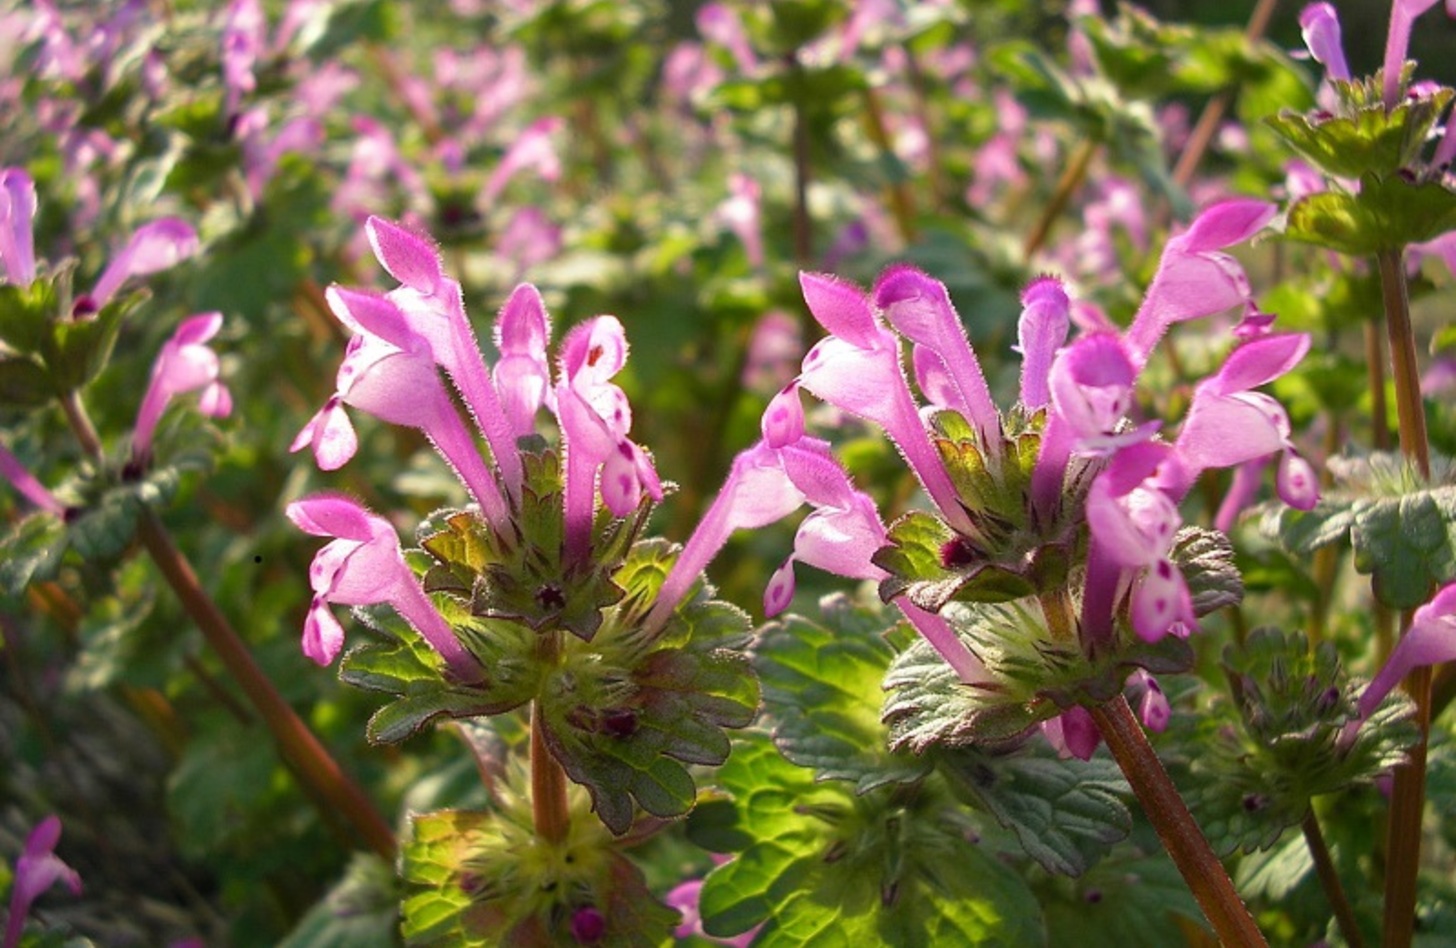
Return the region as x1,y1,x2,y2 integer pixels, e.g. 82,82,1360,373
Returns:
571,906,606,944
1084,888,1103,904
941,536,979,568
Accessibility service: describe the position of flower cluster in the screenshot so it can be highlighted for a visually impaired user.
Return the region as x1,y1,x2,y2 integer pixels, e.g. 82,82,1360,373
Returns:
776,198,1318,753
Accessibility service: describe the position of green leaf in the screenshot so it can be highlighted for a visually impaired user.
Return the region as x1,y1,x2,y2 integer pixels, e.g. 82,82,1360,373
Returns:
695,733,1045,946
1262,452,1456,608
278,854,398,948
1265,83,1450,180
882,601,1193,753
540,540,758,835
66,483,142,561
340,610,538,744
42,295,135,392
938,744,1131,876
0,278,60,354
1039,850,1207,948
1170,527,1243,617
754,596,931,791
0,512,68,598
0,356,55,409
1282,174,1456,256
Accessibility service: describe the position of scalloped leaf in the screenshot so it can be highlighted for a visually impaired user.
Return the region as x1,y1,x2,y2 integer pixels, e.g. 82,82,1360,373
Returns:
0,512,68,598
1282,174,1456,257
540,540,759,835
400,804,677,947
1262,452,1456,608
340,610,539,744
1170,526,1243,617
882,601,1194,754
1264,83,1449,180
937,744,1131,876
1039,850,1207,947
693,733,1045,946
755,596,932,791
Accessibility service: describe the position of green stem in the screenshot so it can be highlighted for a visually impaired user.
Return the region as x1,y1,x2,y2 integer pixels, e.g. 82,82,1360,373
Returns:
1022,137,1097,259
1303,808,1366,948
1089,697,1268,947
1375,247,1433,948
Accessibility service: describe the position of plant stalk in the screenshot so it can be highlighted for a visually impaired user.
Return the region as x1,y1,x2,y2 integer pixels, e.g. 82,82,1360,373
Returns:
1375,247,1433,948
137,511,396,858
1171,0,1279,189
1022,137,1097,259
1302,808,1366,948
860,86,918,245
530,700,570,846
1089,696,1267,947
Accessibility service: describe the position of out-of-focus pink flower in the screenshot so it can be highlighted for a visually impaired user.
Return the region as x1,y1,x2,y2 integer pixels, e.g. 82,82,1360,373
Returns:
0,168,37,285
3,815,81,948
221,0,266,116
1127,668,1171,732
495,206,560,279
716,173,763,268
697,3,757,74
742,310,802,394
1042,705,1100,760
665,878,758,947
0,444,63,515
287,493,483,680
82,219,200,314
482,117,563,205
131,312,232,464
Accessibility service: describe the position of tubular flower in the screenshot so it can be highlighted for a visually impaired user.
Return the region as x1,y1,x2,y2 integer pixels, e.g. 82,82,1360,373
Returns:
81,218,199,315
291,287,508,523
1014,275,1071,411
796,271,973,535
131,312,232,465
286,493,483,681
0,167,37,285
1084,442,1197,643
0,443,63,515
492,283,553,437
365,215,523,494
1344,583,1456,747
4,816,81,948
1172,332,1318,510
556,316,662,559
1123,199,1277,371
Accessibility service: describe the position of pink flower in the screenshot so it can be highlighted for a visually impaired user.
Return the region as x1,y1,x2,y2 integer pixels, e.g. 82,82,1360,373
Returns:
0,168,37,285
366,216,524,496
4,816,81,948
0,443,63,515
1342,582,1456,747
716,173,763,269
492,283,553,438
482,117,563,205
1123,199,1276,371
796,271,972,535
290,287,508,524
81,218,199,314
555,316,662,559
286,493,482,680
1172,332,1318,510
696,3,757,74
1085,442,1197,643
1383,0,1443,111
130,312,232,465
1014,276,1071,410
1299,3,1350,84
